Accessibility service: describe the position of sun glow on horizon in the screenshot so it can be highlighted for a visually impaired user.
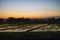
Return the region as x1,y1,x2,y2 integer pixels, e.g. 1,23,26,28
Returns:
0,0,60,19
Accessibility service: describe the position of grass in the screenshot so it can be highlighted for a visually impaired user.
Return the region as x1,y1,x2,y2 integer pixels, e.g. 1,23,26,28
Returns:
0,32,60,40
0,23,60,32
31,24,60,32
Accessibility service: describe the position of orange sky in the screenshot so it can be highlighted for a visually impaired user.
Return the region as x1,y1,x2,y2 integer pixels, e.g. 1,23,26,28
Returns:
0,11,60,18
0,0,60,18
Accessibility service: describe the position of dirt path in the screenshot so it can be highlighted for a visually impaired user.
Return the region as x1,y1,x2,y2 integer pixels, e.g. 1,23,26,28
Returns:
26,24,49,32
0,24,49,32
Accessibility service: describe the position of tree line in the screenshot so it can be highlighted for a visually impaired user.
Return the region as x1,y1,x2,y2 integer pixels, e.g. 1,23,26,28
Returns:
0,17,60,24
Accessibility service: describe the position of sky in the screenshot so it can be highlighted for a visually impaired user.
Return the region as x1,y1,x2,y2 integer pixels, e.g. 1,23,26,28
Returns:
0,0,60,18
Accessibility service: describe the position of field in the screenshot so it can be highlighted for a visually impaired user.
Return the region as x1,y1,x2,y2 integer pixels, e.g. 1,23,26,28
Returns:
0,24,60,32
0,24,60,40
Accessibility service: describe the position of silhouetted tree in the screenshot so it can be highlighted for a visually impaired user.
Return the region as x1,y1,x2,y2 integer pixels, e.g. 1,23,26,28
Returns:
57,18,60,24
6,17,15,24
0,17,59,24
0,18,5,24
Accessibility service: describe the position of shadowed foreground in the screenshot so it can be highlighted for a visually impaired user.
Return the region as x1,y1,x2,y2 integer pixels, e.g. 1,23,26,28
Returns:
0,32,60,40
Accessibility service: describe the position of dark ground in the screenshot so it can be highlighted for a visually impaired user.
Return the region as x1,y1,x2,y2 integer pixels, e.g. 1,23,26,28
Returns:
0,31,60,40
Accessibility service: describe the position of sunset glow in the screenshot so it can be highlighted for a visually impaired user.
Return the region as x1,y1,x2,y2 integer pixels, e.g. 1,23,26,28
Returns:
0,0,60,18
